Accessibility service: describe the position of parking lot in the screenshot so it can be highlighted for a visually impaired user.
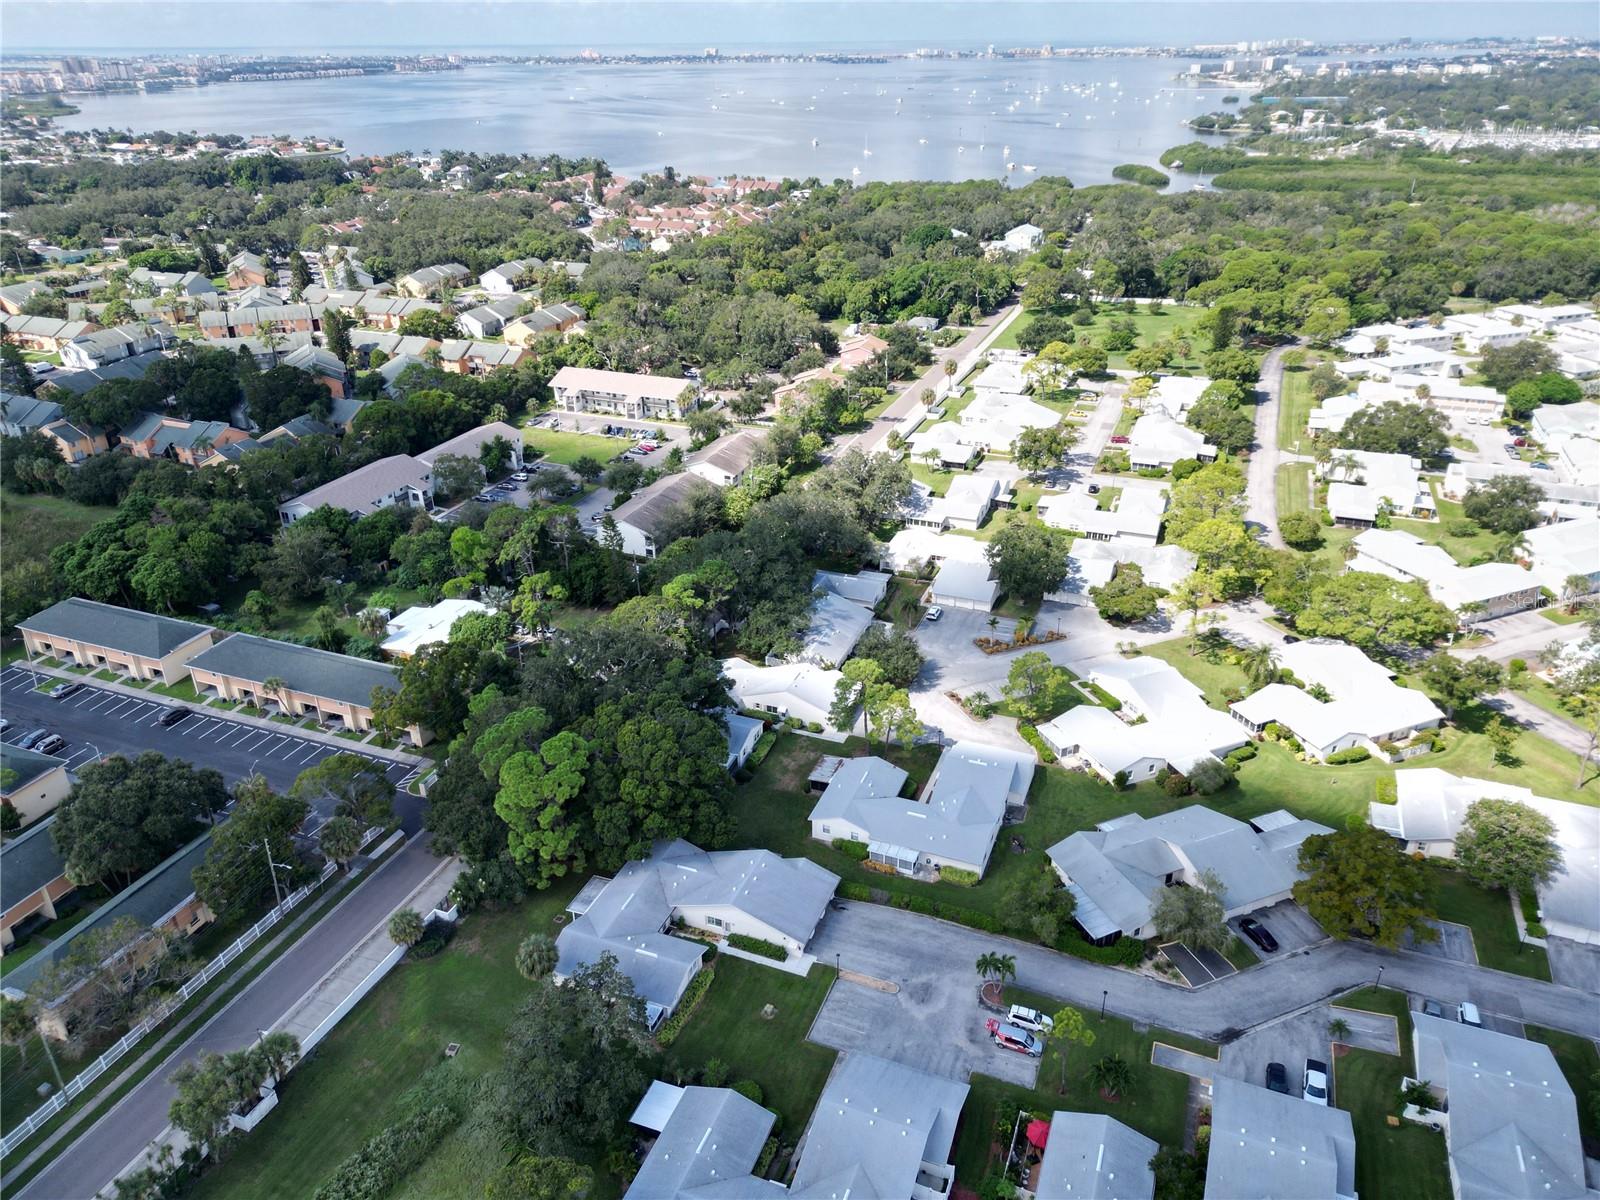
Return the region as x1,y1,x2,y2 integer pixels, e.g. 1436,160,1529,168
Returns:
0,667,427,832
1216,1001,1401,1103
1229,900,1328,956
1161,941,1236,987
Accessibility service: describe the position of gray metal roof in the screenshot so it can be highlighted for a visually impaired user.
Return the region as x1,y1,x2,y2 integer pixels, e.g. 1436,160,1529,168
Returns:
0,743,68,797
625,1086,775,1200
612,473,716,539
42,350,166,395
0,393,63,432
4,832,212,999
280,453,431,517
20,598,214,659
0,817,68,913
1036,1112,1157,1200
1203,1078,1356,1200
188,633,400,708
1412,1013,1587,1199
790,1053,969,1199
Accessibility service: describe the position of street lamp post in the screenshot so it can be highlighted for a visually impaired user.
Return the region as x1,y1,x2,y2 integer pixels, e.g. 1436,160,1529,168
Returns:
1100,989,1108,1020
1375,964,1386,988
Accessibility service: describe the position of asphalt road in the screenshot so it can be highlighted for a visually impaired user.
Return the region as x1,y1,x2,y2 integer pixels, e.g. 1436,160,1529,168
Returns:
0,667,428,835
13,836,446,1200
1244,340,1302,549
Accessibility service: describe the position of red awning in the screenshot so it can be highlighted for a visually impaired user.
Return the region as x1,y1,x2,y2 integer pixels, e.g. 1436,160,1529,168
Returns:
1026,1118,1051,1149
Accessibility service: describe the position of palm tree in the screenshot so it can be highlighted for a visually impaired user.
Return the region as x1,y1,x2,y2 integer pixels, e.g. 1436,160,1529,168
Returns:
1563,574,1591,613
975,951,1017,991
261,676,288,714
1327,1016,1352,1043
921,447,941,473
1089,1053,1134,1099
388,908,425,947
256,1032,300,1086
1240,643,1280,691
516,933,559,981
318,815,363,871
356,608,390,641
1492,533,1529,565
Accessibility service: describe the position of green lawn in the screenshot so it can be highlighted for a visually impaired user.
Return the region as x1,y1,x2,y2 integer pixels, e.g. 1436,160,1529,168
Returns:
1112,405,1139,437
954,989,1216,1186
0,490,111,574
909,462,955,496
1142,638,1251,707
1526,1025,1600,1147
1389,490,1502,568
877,575,929,628
662,957,838,1136
1276,358,1321,454
1276,462,1312,519
1332,986,1453,1200
523,427,623,468
191,881,598,1200
1427,864,1550,981
993,306,1207,371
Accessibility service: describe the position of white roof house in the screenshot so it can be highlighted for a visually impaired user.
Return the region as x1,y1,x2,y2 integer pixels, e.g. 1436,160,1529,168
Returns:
1339,320,1456,356
1349,529,1541,619
1333,346,1467,381
1048,541,1196,605
1524,515,1600,597
1321,450,1434,525
795,590,877,669
1047,806,1331,941
928,559,1001,611
1307,391,1374,435
1411,1014,1588,1200
723,658,847,732
1230,641,1444,761
278,454,432,524
1001,223,1045,253
1444,312,1531,352
957,390,1062,452
809,742,1034,877
812,569,891,608
972,360,1031,398
1037,657,1248,785
901,476,1002,532
1037,487,1167,545
1141,374,1212,420
879,527,991,574
1126,412,1214,470
1370,768,1600,943
1203,1077,1357,1200
686,429,762,488
1036,1113,1157,1200
379,598,492,658
1497,302,1594,330
1440,461,1600,517
559,840,837,1030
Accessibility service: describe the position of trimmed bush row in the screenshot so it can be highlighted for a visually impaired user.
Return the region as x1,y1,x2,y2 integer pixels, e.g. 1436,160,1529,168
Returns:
1018,722,1058,764
1325,746,1372,765
837,881,874,902
831,837,870,861
938,866,980,887
656,963,715,1047
727,933,787,961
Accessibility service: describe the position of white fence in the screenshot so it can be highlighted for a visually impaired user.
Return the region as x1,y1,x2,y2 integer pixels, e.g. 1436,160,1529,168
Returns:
0,826,381,1157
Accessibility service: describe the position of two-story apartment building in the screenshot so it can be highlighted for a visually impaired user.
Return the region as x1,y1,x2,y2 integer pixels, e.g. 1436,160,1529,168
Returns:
19,598,216,685
277,454,433,524
550,366,698,420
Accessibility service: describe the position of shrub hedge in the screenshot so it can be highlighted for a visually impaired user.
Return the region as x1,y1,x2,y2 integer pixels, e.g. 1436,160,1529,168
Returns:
656,964,715,1047
727,933,787,961
1018,722,1057,764
938,866,980,887
311,1104,460,1200
1325,746,1372,765
838,882,874,902
831,838,870,861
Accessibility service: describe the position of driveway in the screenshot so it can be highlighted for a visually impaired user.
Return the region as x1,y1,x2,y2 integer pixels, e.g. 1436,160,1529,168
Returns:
1230,900,1327,957
0,667,426,830
1545,937,1600,995
1402,920,1478,965
1218,1001,1400,1101
1457,608,1592,668
1161,942,1236,987
808,911,1040,1087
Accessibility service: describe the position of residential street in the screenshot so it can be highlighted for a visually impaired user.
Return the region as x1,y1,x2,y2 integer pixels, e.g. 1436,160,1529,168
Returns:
810,902,1600,1053
12,836,448,1200
1244,340,1302,549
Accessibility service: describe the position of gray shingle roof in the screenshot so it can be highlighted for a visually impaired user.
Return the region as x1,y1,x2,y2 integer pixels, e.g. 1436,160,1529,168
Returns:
1036,1112,1157,1200
0,817,68,913
19,598,214,659
612,473,716,539
4,832,213,999
0,393,64,433
188,634,400,709
1203,1077,1356,1200
42,350,167,395
0,743,68,797
280,453,431,517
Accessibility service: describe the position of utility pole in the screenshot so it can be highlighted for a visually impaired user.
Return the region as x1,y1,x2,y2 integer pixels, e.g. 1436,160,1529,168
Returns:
256,840,288,906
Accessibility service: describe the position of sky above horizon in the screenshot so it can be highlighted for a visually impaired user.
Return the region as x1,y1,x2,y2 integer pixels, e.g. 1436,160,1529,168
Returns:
4,0,1597,54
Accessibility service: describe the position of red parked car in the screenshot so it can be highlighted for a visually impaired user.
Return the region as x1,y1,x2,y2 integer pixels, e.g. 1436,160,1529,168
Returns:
1109,434,1131,444
985,1018,1043,1057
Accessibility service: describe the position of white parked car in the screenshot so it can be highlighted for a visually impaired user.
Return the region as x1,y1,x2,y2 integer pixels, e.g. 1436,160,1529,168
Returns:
1007,1005,1054,1035
1302,1059,1329,1106
1456,1002,1482,1028
924,606,944,622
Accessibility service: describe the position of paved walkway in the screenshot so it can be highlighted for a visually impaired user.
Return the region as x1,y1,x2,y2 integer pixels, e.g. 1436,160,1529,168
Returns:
16,836,449,1200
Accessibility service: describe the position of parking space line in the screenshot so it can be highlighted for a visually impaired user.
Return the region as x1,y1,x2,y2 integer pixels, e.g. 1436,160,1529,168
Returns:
237,731,274,752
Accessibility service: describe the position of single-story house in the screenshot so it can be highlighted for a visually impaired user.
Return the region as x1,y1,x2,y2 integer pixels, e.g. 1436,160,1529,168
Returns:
1001,222,1044,253
1321,450,1435,527
556,839,837,1027
609,472,717,558
1370,768,1599,944
954,389,1061,452
3,832,217,1040
19,597,215,685
1203,1077,1357,1200
1037,657,1248,784
0,744,74,828
793,591,877,669
278,454,433,524
1441,460,1599,518
1339,320,1456,357
900,476,1001,532
0,818,74,954
187,633,426,744
625,1053,966,1200
686,429,762,488
878,527,990,576
1411,1014,1587,1200
1036,1112,1157,1200
1443,312,1529,352
550,365,697,420
1524,516,1600,598
1038,486,1166,544
1048,541,1194,606
810,741,1034,878
722,658,846,731
380,598,494,658
1048,805,1330,943
812,569,891,609
1142,374,1212,421
928,559,1001,611
1349,529,1540,619
1126,412,1214,470
1230,640,1444,761
721,712,765,771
